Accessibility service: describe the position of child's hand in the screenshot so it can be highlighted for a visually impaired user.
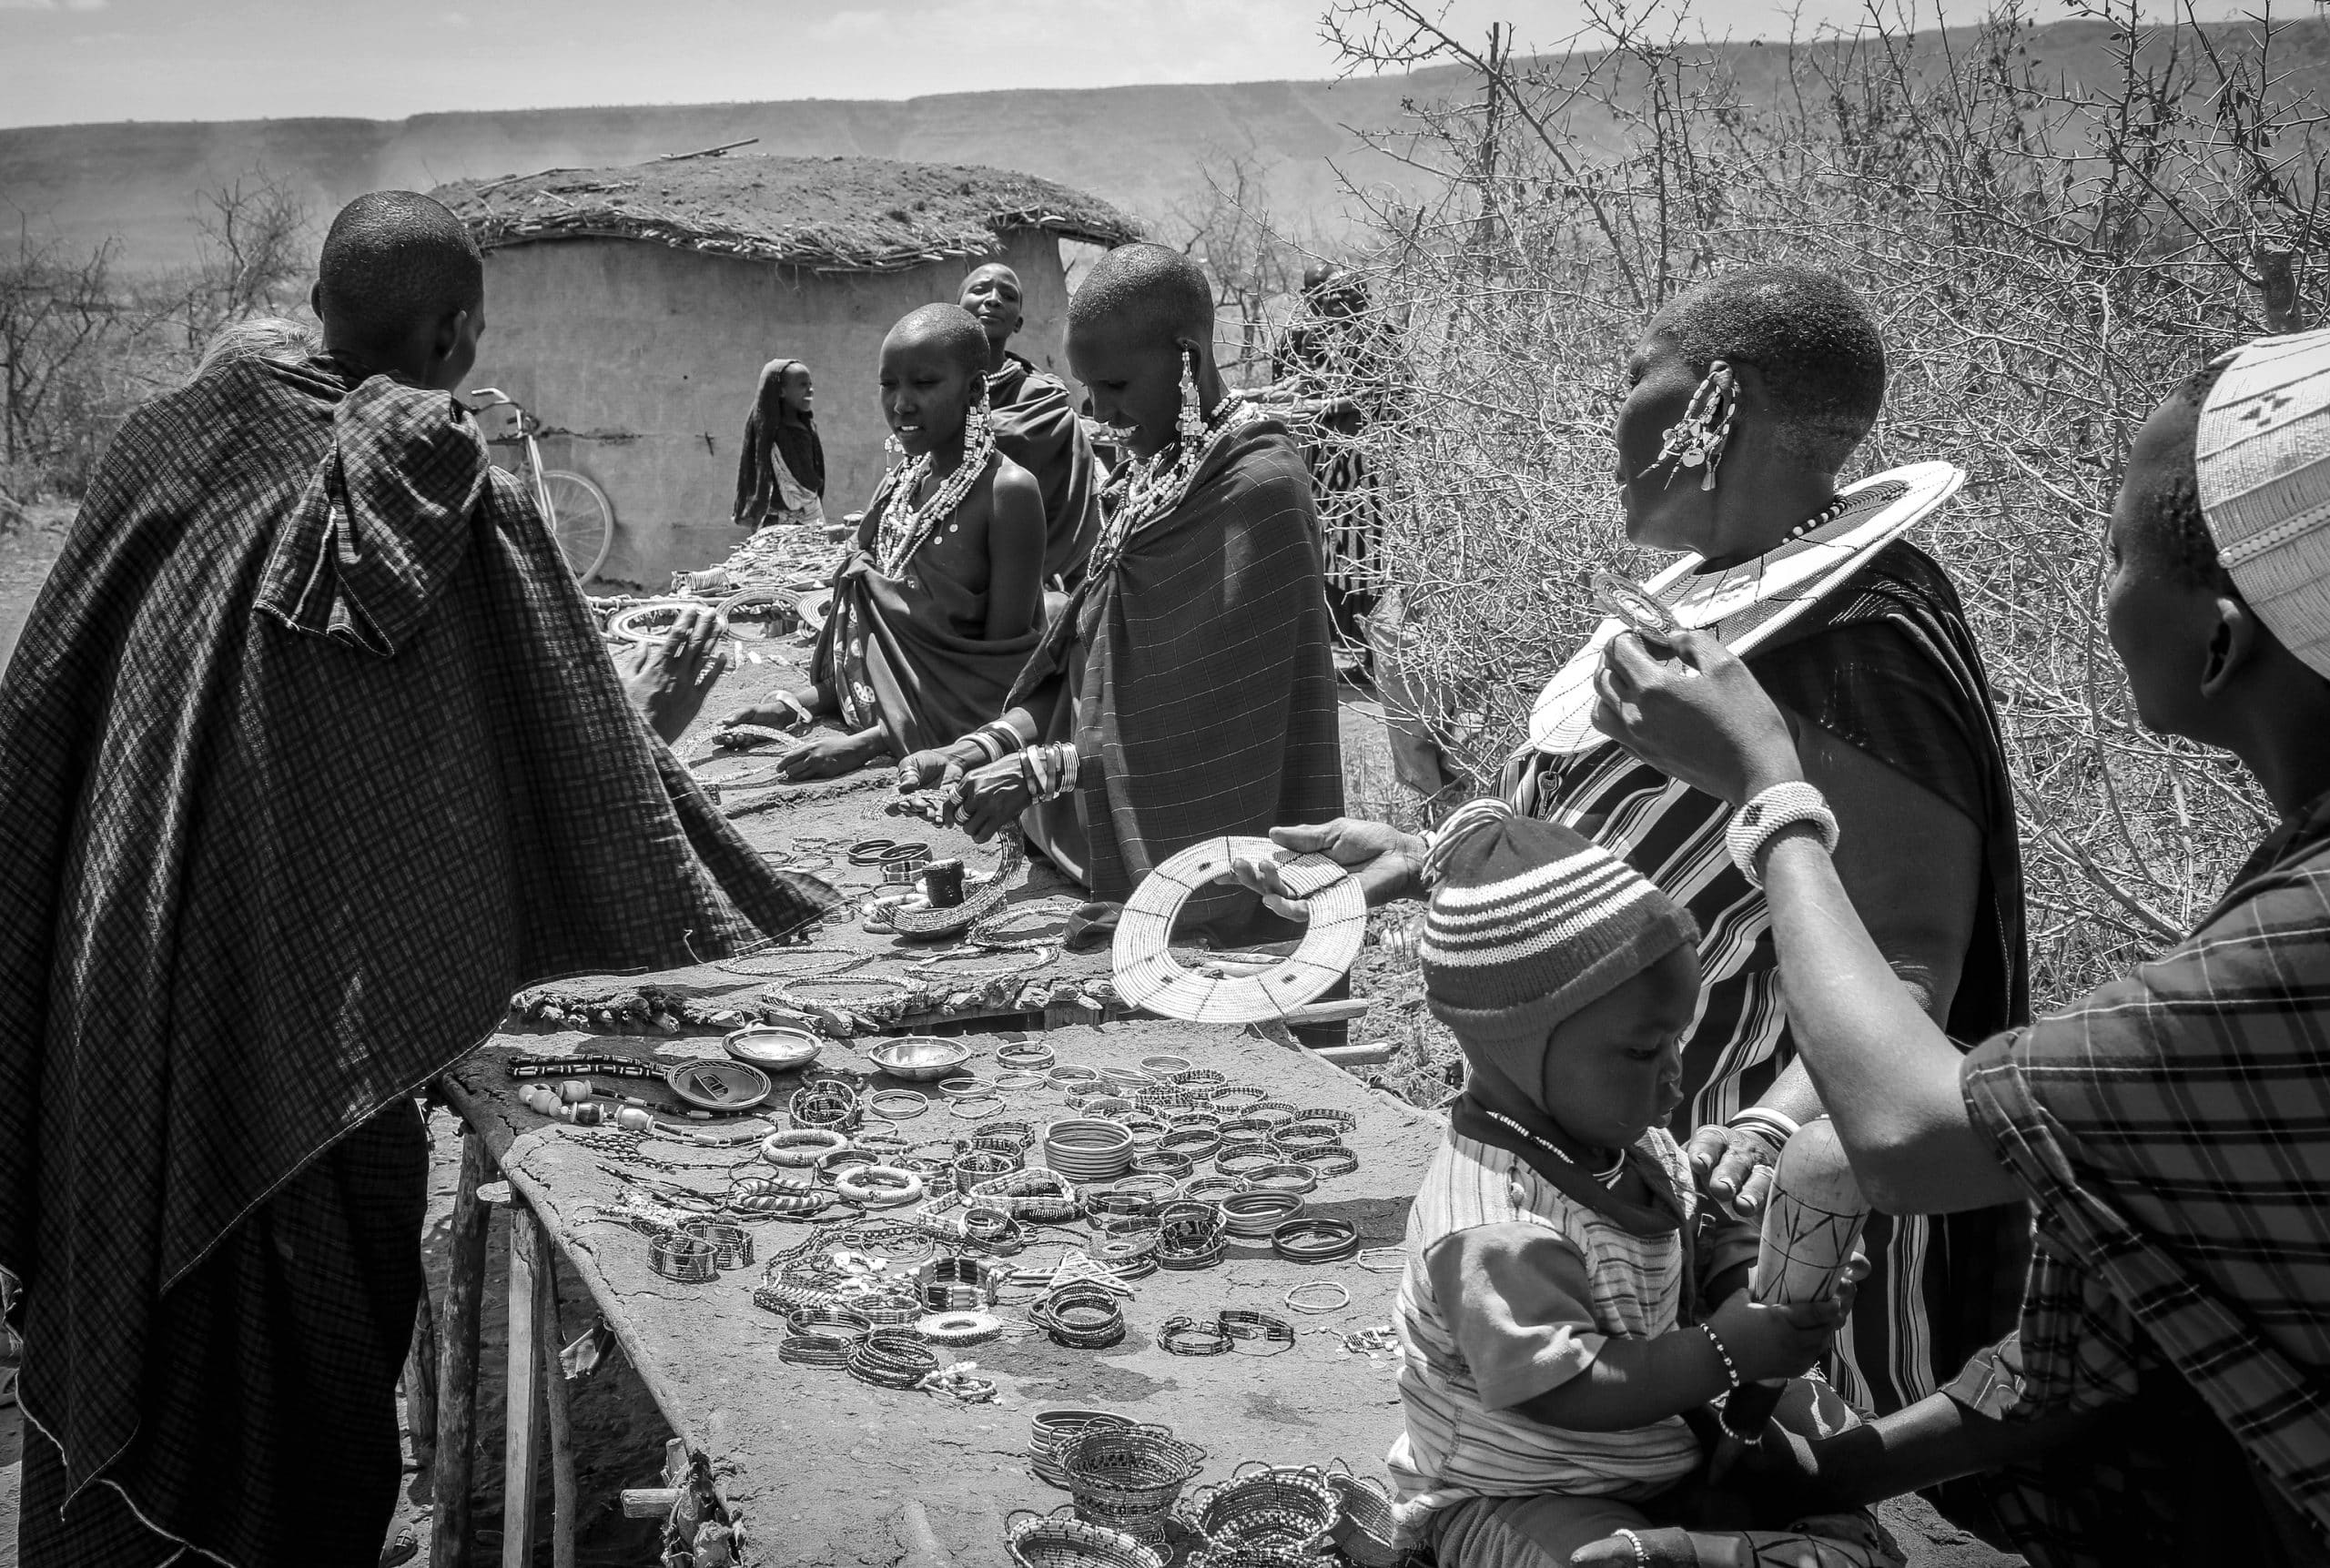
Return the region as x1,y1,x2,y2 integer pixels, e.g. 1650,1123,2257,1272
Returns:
1704,1290,1853,1384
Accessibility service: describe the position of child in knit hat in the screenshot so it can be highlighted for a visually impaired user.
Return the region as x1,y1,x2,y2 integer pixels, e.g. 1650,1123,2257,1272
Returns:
1385,801,1894,1568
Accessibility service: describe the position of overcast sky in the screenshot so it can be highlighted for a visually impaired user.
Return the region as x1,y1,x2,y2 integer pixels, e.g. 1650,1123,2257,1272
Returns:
0,0,2261,128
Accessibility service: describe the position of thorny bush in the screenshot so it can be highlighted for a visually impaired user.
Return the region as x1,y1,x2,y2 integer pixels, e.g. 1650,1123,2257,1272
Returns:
1326,0,2316,1015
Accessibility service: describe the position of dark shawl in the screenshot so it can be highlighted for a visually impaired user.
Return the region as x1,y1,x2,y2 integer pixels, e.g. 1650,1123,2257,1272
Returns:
0,357,833,1508
734,357,825,526
1005,416,1342,936
808,461,1044,757
988,350,1101,584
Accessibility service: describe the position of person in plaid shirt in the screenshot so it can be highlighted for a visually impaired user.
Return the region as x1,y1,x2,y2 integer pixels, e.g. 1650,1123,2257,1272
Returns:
1589,334,2330,1566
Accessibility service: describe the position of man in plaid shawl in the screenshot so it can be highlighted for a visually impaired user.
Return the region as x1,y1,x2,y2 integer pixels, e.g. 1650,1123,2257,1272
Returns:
0,192,833,1567
1588,339,2330,1566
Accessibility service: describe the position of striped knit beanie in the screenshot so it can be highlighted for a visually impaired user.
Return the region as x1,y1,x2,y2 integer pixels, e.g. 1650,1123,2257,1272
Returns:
1420,800,1699,1052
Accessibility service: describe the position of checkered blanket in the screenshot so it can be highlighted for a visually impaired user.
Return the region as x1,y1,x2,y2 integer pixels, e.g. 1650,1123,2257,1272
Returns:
0,356,832,1503
1007,416,1343,935
1963,787,2330,1559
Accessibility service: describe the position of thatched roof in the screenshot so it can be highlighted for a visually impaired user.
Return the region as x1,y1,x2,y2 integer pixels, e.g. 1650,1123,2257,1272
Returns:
431,153,1139,275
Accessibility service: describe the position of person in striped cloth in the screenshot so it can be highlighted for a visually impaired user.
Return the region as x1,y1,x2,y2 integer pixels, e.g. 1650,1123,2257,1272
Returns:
1248,269,2029,1468
1391,799,1899,1568
1595,343,2330,1565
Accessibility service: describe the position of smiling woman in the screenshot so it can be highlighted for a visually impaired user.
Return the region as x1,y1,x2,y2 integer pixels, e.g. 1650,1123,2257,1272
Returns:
722,302,1048,781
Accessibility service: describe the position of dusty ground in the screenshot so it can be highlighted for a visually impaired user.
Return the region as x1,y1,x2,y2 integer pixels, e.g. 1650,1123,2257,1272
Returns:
0,505,2012,1567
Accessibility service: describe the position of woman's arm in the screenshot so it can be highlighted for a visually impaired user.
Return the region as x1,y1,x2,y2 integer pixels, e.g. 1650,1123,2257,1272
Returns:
985,463,1047,641
1593,631,2021,1215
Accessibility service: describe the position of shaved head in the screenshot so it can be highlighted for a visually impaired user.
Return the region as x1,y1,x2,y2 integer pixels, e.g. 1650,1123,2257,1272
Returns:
1068,243,1214,350
888,303,990,379
315,191,483,362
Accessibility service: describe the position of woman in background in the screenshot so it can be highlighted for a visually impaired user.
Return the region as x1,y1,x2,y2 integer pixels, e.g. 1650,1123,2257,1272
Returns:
733,357,826,530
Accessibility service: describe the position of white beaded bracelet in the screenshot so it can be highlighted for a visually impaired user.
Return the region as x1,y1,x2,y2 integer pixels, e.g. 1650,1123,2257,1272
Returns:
1725,781,1840,888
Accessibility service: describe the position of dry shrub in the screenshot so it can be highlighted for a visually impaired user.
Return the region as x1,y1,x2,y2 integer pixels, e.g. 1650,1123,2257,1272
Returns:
1327,0,2311,1014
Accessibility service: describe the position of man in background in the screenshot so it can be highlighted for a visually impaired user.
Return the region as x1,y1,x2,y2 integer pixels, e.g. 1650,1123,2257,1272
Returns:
960,260,1103,585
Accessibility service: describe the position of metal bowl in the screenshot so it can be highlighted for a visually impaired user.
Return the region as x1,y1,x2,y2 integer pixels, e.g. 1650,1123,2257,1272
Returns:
723,1025,821,1074
869,1036,974,1082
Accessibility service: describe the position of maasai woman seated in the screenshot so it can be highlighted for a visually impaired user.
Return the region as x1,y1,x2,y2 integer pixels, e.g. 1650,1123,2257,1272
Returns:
732,357,826,530
724,305,1046,781
896,244,1342,944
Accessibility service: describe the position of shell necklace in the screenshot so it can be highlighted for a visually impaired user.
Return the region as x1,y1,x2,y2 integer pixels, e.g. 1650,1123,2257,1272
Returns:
873,418,997,578
1481,1108,1627,1189
1088,395,1261,581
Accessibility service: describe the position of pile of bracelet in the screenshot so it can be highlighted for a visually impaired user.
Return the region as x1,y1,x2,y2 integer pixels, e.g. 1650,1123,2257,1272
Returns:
916,1310,1005,1347
648,1230,720,1283
1271,1217,1361,1264
918,1255,1001,1310
681,1219,755,1270
1032,1282,1127,1349
849,1330,941,1389
1217,1308,1297,1351
788,1081,860,1131
1157,1314,1234,1356
1221,1190,1305,1239
728,1173,832,1218
779,1306,872,1367
1155,1199,1228,1270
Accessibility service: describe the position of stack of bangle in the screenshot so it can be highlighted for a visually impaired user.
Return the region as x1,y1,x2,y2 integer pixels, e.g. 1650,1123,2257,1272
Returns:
1209,1086,1270,1112
962,721,1025,767
1216,1148,1282,1179
834,1165,925,1208
1307,1146,1361,1179
1221,1190,1304,1238
1244,1163,1320,1195
762,1128,850,1168
681,1219,755,1270
1724,1106,1801,1164
995,1041,1057,1070
1130,1148,1194,1179
780,1306,872,1367
1020,741,1079,804
1271,1121,1349,1158
1033,1283,1127,1348
1159,1314,1234,1356
1245,1101,1302,1128
1218,1309,1296,1351
648,1231,719,1283
1178,1174,1248,1204
849,1330,940,1389
1271,1217,1361,1264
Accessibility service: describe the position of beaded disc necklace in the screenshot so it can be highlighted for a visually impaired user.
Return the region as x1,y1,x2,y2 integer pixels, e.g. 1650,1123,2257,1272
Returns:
1088,395,1261,581
873,418,998,578
1480,1108,1627,1189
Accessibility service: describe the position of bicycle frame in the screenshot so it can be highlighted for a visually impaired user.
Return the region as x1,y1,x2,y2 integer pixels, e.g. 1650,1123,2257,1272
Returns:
465,387,553,519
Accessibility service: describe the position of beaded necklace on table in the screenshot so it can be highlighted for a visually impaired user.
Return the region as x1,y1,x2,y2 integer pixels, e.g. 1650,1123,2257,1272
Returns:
872,417,998,579
1480,1108,1627,1190
1086,395,1261,582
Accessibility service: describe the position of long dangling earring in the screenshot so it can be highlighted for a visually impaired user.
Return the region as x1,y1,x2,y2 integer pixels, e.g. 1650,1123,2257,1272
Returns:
968,385,993,443
1176,349,1205,454
1655,360,1737,492
884,432,906,464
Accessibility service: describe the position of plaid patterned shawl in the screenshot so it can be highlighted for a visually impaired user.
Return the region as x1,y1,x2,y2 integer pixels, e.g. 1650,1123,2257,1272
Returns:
988,351,1100,584
1006,416,1342,934
0,355,831,1499
1962,787,2330,1557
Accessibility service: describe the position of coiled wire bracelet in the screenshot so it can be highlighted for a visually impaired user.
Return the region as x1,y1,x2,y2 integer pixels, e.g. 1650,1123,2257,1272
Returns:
1271,1217,1361,1264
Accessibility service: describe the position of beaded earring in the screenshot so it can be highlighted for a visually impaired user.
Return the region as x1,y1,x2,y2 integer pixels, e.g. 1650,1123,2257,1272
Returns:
1176,348,1205,452
968,384,993,440
1655,360,1737,491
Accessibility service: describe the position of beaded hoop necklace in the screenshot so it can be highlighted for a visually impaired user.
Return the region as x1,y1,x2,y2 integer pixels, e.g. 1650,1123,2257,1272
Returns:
1088,395,1261,582
873,416,998,578
1480,1108,1626,1189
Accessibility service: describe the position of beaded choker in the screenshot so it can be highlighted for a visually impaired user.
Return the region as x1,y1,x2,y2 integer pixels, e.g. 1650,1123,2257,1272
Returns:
1088,396,1261,581
1481,1108,1626,1190
873,419,998,578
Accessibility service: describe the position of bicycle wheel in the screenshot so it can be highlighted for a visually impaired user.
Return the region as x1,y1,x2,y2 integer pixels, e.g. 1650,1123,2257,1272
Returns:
541,470,615,582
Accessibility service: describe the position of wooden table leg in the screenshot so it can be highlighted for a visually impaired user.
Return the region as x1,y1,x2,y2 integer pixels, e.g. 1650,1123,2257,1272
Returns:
406,1288,441,1475
535,1243,579,1568
502,1206,547,1568
431,1128,491,1568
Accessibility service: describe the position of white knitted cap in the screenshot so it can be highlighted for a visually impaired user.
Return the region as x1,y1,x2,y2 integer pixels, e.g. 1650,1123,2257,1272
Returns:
2196,328,2330,679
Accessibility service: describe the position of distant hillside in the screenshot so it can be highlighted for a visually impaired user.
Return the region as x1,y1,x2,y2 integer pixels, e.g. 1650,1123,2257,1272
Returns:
8,18,2329,276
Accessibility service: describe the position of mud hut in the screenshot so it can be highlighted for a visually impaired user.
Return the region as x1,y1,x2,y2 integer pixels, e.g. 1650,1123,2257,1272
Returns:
432,153,1137,586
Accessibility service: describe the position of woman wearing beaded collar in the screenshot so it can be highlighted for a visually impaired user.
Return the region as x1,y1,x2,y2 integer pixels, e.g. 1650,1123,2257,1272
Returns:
1241,268,2031,1470
897,244,1343,944
724,304,1047,779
